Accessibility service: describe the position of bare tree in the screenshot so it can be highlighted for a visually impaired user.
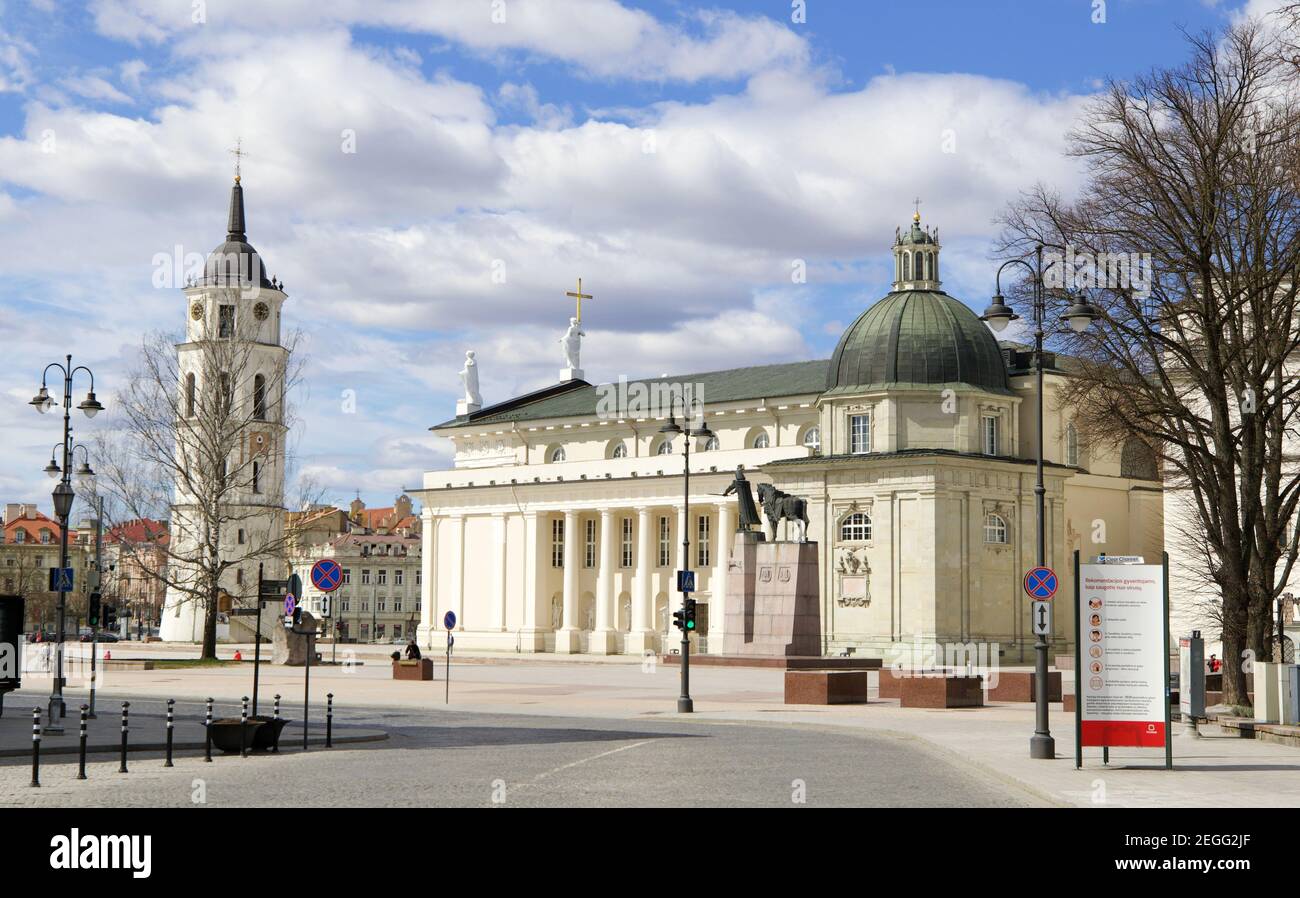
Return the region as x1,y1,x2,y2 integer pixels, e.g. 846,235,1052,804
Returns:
997,21,1300,704
97,306,307,659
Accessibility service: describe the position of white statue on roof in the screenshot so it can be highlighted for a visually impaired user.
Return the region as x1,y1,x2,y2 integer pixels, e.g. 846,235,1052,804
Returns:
559,316,585,382
457,350,482,415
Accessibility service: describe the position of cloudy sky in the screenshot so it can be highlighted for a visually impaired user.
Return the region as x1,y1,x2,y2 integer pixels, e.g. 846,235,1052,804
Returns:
0,0,1288,513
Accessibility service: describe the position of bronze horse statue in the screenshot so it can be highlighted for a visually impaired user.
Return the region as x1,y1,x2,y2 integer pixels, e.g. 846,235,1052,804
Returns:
756,483,809,542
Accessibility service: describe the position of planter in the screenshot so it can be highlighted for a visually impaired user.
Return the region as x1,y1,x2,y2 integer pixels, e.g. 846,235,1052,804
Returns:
209,718,267,754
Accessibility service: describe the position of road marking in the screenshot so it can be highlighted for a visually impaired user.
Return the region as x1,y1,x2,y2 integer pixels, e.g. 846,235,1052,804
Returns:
510,740,651,793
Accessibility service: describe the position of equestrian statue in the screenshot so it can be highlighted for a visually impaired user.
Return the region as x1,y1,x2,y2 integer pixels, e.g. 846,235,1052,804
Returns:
756,482,809,543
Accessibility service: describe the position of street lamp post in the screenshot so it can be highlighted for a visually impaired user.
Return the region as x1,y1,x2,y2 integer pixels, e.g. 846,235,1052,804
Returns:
30,355,103,734
983,247,1100,760
658,402,715,714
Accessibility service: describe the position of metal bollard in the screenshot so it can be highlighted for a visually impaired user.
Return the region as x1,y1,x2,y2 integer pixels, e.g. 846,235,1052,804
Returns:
326,693,334,748
118,702,130,774
240,696,249,758
164,699,175,767
77,705,88,780
204,697,213,763
30,708,41,788
272,694,281,754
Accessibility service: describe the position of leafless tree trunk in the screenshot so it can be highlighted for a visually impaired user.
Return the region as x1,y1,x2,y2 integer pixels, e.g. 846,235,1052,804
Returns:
997,20,1300,704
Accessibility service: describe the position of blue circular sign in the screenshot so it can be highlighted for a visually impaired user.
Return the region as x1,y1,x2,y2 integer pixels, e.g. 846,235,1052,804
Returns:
284,594,297,615
311,558,343,592
443,610,457,630
1023,567,1058,600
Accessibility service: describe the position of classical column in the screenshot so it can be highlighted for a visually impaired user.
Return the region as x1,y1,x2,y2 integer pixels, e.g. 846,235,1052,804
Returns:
517,511,546,651
591,508,618,654
627,506,657,654
556,510,581,653
419,509,437,649
710,501,733,653
492,513,507,631
451,514,466,630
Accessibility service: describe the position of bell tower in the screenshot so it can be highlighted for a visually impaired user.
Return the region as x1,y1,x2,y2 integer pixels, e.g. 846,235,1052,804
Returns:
159,172,292,643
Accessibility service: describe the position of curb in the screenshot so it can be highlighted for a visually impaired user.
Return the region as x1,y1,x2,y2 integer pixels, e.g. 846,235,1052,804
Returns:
0,729,387,758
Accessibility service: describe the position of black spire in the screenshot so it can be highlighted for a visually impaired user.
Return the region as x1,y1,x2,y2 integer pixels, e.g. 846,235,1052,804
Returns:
226,177,246,242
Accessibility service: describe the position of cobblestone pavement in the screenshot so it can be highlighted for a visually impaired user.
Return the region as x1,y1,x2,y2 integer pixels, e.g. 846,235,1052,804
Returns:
0,700,1041,808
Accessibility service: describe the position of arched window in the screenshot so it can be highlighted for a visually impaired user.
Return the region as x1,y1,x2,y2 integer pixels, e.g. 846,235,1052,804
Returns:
703,436,720,451
656,439,673,456
1066,423,1079,467
902,253,910,280
549,446,566,463
610,441,628,459
914,251,923,279
253,374,266,421
252,461,262,494
752,431,770,449
1120,438,1158,480
185,373,196,417
802,425,821,451
984,514,1008,544
839,512,872,541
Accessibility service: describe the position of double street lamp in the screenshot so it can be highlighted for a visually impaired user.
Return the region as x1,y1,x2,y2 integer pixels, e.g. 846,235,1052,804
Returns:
982,246,1101,760
30,355,103,734
658,403,715,714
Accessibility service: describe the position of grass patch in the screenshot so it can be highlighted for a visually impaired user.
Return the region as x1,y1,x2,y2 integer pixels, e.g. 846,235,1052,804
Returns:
152,659,242,669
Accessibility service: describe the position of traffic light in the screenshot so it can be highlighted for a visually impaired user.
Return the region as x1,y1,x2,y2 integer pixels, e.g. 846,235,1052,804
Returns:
87,592,102,628
103,604,118,630
672,608,686,632
684,597,697,632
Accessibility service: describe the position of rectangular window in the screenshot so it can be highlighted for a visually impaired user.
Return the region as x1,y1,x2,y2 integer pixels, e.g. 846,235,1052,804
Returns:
343,568,352,585
341,598,350,612
237,529,245,545
552,518,564,568
658,516,671,567
377,597,386,612
621,517,633,568
697,514,710,568
393,599,403,613
982,415,999,456
850,413,871,454
361,599,369,611
415,569,421,585
252,461,261,493
378,569,387,585
415,599,421,611
584,518,596,568
395,569,403,586
218,304,235,338
361,569,371,585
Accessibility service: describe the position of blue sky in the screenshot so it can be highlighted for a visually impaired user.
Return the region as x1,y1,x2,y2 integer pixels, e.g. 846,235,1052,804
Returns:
0,0,1285,512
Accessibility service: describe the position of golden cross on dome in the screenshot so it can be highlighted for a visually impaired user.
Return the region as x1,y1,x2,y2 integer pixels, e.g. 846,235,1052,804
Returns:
565,277,593,323
229,138,248,183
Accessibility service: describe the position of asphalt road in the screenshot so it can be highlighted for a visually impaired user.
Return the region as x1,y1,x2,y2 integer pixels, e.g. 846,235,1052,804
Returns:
0,699,1040,807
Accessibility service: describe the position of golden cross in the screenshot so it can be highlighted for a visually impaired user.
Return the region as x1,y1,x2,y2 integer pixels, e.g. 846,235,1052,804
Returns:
229,138,248,183
565,277,593,323
912,196,922,220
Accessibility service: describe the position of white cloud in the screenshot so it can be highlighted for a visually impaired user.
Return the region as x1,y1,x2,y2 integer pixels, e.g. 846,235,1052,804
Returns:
60,74,134,105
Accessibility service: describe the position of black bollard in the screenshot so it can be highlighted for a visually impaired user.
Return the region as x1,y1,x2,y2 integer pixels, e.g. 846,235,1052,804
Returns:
272,694,281,754
326,693,333,748
118,702,129,774
239,696,249,758
77,705,88,780
164,698,175,767
204,697,213,763
30,708,41,788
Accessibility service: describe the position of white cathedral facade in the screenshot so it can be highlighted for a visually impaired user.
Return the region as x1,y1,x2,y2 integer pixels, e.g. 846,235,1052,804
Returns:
416,214,1165,660
159,176,290,642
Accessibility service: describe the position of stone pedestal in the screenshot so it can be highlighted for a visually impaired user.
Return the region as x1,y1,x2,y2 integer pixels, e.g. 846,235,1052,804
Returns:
272,611,317,666
554,627,582,654
560,366,584,382
455,398,480,416
589,628,617,655
722,533,820,657
784,670,870,704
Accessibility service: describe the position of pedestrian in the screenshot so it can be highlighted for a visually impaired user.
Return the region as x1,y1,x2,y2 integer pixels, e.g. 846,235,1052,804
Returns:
405,638,421,661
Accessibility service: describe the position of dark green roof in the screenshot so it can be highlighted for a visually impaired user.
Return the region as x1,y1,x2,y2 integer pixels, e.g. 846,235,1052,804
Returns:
433,359,829,430
826,290,1011,395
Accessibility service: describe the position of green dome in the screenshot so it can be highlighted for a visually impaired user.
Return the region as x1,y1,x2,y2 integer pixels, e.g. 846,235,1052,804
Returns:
826,290,1011,394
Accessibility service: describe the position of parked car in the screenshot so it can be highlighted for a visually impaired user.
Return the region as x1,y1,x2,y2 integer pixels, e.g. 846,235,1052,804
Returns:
80,632,119,642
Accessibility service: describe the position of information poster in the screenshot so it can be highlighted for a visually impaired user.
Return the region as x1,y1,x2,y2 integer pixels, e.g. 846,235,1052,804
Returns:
1077,563,1167,747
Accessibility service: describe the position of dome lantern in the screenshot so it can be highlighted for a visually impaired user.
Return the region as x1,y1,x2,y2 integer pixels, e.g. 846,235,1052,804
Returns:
892,209,941,292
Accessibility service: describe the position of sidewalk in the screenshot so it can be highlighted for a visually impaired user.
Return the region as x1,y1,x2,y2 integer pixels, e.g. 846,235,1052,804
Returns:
3,655,1297,807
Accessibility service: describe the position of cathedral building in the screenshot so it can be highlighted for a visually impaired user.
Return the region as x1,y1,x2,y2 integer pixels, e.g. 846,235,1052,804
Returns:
419,213,1165,660
159,175,291,642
